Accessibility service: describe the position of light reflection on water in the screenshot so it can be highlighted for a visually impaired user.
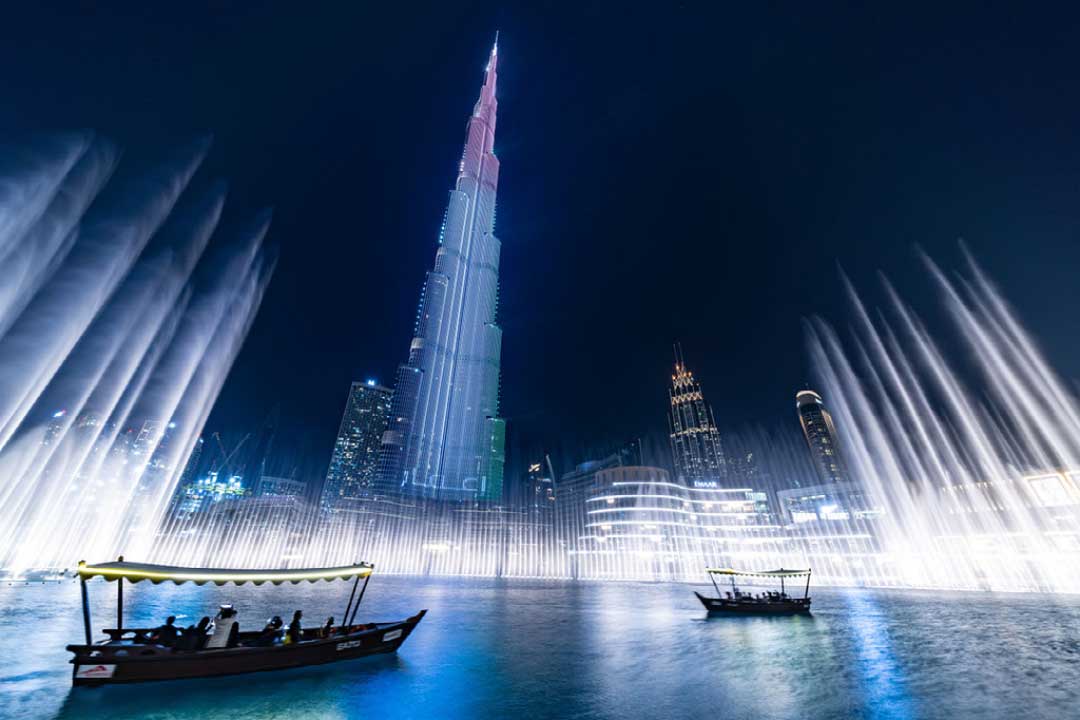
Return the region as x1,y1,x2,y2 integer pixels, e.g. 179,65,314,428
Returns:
0,578,1077,719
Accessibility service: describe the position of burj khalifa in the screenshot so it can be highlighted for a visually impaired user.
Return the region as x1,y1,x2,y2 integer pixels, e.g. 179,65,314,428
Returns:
376,39,506,503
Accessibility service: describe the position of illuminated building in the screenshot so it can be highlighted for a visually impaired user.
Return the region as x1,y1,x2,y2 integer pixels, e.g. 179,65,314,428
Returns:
528,457,556,512
796,389,847,484
256,475,306,498
377,39,506,503
172,471,247,516
321,380,392,511
485,418,506,503
572,466,778,581
776,481,880,524
42,409,68,446
669,348,726,487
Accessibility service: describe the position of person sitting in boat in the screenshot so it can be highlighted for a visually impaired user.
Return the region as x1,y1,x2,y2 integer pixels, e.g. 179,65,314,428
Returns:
206,605,240,649
321,616,335,637
150,615,179,647
285,610,303,645
177,616,211,651
250,615,283,646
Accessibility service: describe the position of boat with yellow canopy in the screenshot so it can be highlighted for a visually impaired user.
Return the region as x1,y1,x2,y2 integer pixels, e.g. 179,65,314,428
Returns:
695,567,812,615
66,558,426,685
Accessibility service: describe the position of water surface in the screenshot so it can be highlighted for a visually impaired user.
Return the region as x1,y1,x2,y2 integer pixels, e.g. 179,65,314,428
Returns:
0,577,1077,719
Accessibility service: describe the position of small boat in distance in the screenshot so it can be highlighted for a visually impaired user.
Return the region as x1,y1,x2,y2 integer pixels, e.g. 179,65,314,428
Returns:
695,567,812,616
66,559,426,686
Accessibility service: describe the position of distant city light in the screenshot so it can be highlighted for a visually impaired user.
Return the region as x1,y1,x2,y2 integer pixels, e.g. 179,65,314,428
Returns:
366,379,377,387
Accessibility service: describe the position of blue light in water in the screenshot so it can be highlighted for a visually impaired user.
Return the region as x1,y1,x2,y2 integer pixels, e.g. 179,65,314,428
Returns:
843,590,916,719
52,410,66,418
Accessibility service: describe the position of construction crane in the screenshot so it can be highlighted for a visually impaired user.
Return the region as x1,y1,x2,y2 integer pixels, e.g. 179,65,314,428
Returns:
210,431,251,477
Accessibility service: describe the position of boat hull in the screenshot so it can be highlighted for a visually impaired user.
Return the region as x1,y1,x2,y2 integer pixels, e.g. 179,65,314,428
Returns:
695,591,811,616
67,610,426,686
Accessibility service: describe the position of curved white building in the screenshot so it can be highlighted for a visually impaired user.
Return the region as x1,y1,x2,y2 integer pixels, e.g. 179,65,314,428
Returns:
569,466,782,581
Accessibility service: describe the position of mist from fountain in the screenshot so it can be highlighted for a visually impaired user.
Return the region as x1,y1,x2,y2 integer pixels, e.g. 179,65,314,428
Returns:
139,244,1080,593
807,250,1080,592
0,134,273,576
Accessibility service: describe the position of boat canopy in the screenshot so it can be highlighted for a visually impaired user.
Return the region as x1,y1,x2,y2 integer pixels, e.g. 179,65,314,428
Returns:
706,567,811,577
77,561,374,586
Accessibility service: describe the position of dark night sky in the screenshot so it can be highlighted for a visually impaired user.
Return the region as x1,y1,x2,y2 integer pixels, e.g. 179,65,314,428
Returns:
2,3,1080,478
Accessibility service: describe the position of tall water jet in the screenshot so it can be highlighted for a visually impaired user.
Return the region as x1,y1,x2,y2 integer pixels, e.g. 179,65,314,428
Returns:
808,251,1080,593
0,135,273,576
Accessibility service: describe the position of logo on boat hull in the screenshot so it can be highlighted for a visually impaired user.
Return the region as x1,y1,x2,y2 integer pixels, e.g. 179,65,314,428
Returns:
75,664,116,679
336,640,363,651
382,629,403,642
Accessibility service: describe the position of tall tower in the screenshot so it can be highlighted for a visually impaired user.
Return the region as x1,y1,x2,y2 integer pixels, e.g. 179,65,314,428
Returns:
322,380,392,511
668,347,726,487
378,39,505,503
796,389,846,484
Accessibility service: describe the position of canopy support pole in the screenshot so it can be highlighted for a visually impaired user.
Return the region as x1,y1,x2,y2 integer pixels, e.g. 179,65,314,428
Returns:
348,574,371,628
805,570,811,599
709,573,722,598
781,576,785,596
116,555,124,633
80,575,92,645
342,574,360,630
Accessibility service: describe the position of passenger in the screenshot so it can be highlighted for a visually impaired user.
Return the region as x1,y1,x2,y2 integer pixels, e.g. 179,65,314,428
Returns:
151,616,180,647
246,616,282,647
321,616,335,638
176,624,197,651
285,610,303,645
177,616,211,651
206,605,240,649
195,616,212,649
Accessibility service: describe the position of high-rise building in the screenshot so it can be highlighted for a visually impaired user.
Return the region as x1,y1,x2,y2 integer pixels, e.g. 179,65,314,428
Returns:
796,389,847,484
668,348,726,488
256,475,306,498
321,380,392,511
528,456,556,511
377,39,506,503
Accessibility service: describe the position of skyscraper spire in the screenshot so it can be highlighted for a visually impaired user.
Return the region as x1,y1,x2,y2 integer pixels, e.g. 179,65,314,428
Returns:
475,34,499,126
377,41,507,503
668,349,726,487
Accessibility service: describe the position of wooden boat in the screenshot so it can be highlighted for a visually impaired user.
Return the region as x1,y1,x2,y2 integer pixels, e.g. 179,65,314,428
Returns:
66,559,426,686
695,567,812,616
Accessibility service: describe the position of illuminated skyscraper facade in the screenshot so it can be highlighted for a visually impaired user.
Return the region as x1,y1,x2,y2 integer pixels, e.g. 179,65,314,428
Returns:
378,40,505,503
669,349,726,487
796,389,847,484
321,380,392,511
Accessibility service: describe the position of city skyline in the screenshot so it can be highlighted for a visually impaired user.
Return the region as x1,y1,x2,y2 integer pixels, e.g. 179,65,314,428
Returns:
6,7,1080,574
5,6,1076,461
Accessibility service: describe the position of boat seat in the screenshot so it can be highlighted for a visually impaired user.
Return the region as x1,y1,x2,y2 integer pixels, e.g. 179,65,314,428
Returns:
102,628,154,644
